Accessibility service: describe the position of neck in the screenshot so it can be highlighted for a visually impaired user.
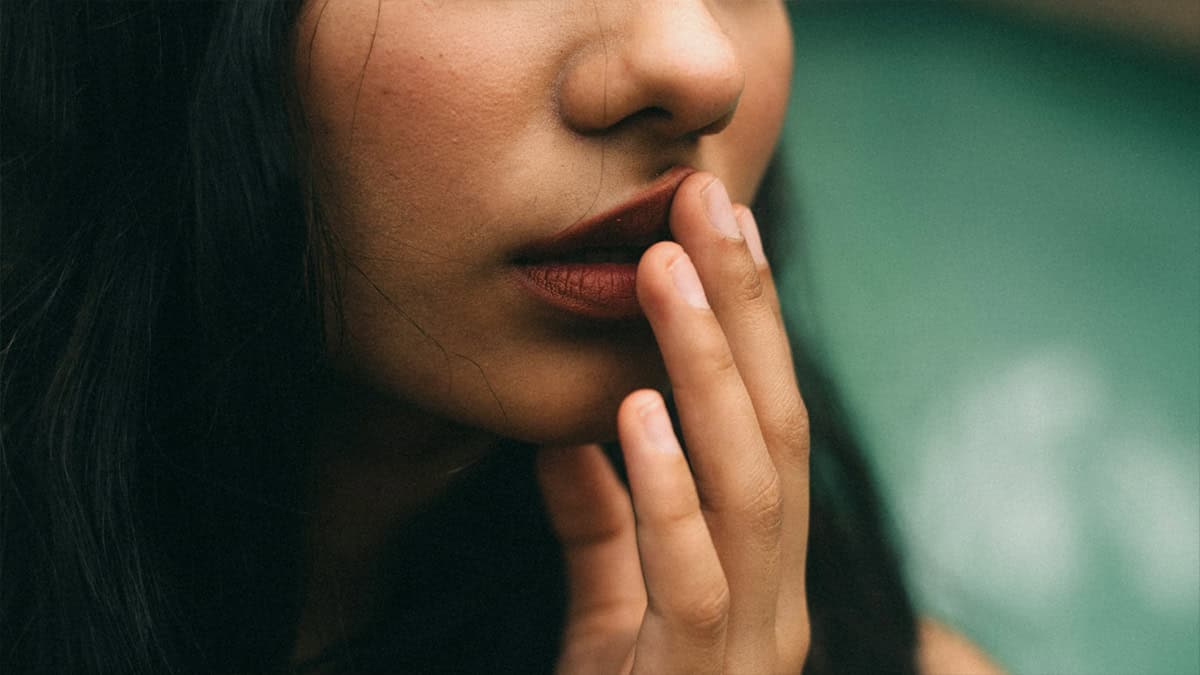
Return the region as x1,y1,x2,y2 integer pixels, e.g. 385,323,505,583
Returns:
292,378,498,665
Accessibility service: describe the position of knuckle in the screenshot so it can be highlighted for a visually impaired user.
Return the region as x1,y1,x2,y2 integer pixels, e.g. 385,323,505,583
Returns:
675,324,737,382
744,470,785,541
703,342,739,379
675,583,731,638
732,256,766,304
653,492,703,532
762,395,811,465
710,345,739,379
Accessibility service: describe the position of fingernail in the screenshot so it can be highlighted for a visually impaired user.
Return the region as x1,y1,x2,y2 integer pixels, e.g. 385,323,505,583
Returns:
737,208,767,265
669,254,709,309
702,178,741,240
638,397,681,454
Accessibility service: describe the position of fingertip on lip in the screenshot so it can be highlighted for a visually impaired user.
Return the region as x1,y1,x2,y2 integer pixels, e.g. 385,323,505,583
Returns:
678,170,719,197
518,166,697,262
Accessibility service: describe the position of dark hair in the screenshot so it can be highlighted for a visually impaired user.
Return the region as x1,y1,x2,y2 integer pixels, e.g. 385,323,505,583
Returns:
1,3,916,673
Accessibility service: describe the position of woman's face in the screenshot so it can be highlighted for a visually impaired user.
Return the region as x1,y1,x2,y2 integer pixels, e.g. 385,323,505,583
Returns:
295,1,793,444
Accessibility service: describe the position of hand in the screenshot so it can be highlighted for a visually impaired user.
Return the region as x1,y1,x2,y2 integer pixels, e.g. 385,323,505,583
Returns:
536,172,811,675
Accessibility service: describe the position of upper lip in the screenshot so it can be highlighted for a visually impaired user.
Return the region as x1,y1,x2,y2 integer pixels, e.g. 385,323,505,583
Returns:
515,166,697,262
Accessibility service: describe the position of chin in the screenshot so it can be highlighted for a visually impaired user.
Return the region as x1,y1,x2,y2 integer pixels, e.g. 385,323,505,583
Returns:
332,322,669,448
467,348,669,447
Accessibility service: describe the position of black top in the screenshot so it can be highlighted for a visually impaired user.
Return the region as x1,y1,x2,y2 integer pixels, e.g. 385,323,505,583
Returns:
294,443,568,673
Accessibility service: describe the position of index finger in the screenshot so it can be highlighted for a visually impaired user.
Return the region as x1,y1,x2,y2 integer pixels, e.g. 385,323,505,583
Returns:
670,181,807,470
667,178,811,655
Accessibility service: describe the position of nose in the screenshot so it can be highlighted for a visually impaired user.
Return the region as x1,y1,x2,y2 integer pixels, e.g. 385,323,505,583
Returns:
558,2,745,140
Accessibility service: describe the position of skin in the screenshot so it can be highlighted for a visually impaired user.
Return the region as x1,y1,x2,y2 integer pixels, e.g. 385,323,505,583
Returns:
293,0,791,445
292,1,1000,672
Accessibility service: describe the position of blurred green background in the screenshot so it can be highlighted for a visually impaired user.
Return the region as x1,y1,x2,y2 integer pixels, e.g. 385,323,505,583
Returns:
776,3,1200,673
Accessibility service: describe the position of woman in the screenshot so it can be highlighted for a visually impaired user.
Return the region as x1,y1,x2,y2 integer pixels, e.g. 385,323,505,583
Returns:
1,1,998,673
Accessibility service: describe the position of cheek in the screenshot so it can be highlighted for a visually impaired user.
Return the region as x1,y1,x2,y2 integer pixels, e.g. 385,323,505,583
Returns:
295,4,551,254
306,54,524,175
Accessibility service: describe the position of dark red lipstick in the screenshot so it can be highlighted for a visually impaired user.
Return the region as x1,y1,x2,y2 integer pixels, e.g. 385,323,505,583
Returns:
513,166,696,320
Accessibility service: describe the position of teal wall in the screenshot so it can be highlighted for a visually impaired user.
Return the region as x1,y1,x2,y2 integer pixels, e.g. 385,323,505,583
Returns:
777,4,1200,674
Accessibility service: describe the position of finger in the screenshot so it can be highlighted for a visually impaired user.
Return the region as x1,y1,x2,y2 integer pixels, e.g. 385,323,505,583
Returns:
733,203,788,354
619,390,727,675
730,203,797,384
669,175,811,663
636,237,782,672
733,205,811,659
535,444,646,669
670,178,807,472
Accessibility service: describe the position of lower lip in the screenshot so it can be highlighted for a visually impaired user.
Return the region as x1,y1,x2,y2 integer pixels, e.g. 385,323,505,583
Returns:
514,262,641,320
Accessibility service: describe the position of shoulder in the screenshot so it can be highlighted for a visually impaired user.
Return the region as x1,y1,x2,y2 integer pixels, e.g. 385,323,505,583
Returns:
916,617,1006,675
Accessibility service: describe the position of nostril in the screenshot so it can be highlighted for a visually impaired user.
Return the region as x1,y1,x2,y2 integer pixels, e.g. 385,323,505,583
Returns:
641,106,672,120
579,106,673,138
624,106,673,131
